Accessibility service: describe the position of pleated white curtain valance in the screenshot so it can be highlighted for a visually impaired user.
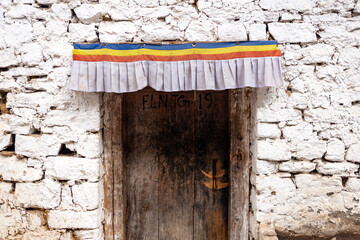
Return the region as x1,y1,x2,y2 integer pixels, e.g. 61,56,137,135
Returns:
70,41,283,93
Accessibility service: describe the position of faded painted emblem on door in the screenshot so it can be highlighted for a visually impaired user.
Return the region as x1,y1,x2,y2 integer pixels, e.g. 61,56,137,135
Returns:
201,159,229,190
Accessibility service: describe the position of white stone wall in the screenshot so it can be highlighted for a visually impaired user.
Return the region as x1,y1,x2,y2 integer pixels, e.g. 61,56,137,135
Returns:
0,0,103,239
251,0,360,237
0,0,359,239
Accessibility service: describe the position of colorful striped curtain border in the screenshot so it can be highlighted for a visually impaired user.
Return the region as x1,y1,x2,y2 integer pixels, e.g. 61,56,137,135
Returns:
70,41,283,93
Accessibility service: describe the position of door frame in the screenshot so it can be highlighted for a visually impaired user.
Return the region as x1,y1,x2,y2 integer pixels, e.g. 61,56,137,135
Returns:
102,89,252,240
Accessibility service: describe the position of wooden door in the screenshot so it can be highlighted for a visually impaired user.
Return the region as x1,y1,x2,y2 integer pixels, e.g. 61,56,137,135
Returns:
123,89,229,240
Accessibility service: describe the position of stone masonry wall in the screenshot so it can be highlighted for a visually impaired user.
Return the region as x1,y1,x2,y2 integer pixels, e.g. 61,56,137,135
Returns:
251,1,360,239
251,0,360,238
0,0,359,239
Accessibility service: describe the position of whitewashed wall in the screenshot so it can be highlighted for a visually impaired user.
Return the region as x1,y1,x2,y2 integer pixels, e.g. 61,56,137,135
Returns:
0,0,359,239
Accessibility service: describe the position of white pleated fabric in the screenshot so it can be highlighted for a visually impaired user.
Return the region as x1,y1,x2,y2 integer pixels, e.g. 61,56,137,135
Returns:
70,57,283,93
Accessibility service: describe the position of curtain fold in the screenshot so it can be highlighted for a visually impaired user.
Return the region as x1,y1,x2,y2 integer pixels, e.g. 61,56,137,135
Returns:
70,41,283,93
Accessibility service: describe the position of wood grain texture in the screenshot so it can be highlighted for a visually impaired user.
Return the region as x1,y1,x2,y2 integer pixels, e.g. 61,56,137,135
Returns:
229,89,251,240
113,95,125,240
193,91,229,240
103,93,114,240
157,94,194,240
104,88,252,240
123,89,229,240
103,93,124,240
123,91,159,240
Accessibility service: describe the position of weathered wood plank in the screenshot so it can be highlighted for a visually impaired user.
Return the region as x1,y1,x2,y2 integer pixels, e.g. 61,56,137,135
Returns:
123,91,159,240
104,93,125,240
229,88,251,240
122,90,230,240
193,91,229,240
103,93,115,240
106,88,252,240
157,92,195,240
113,94,124,240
